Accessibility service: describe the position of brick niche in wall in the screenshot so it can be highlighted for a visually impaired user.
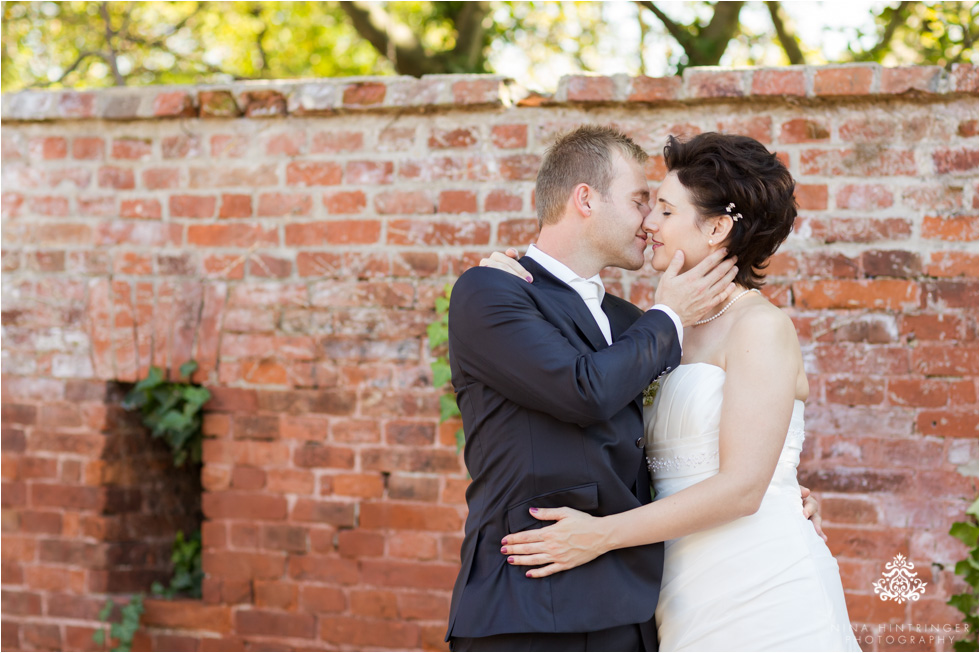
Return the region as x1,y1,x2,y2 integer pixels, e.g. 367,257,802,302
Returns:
1,64,978,652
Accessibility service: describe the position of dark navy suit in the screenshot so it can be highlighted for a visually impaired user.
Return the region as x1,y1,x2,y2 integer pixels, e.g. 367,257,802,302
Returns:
445,257,682,651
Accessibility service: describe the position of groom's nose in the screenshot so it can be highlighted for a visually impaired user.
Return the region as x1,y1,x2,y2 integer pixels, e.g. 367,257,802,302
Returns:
641,212,657,234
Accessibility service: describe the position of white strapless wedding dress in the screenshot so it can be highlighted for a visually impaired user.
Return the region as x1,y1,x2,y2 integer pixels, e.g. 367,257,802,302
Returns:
645,363,861,651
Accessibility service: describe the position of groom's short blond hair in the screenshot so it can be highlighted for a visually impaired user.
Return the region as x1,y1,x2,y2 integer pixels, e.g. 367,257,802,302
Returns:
535,125,648,228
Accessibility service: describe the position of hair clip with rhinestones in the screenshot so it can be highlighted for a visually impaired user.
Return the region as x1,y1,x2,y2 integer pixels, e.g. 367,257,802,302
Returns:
725,202,742,222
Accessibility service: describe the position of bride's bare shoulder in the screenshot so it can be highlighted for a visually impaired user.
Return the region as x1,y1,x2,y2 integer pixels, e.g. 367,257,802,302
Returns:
727,298,799,353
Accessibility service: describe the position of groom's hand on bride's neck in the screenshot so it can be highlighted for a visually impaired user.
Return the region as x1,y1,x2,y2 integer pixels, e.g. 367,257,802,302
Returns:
654,249,739,327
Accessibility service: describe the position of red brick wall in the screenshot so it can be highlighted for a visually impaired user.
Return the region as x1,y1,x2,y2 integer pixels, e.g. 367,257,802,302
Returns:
2,64,977,652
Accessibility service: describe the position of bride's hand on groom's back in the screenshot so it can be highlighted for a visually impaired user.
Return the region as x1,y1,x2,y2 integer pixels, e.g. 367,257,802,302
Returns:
499,506,608,578
800,485,827,542
479,248,533,282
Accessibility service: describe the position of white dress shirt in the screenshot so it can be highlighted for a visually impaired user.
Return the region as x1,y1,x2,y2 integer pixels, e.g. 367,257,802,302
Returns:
524,244,684,348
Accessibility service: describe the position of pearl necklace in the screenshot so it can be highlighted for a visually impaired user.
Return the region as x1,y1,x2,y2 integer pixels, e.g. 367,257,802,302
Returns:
693,289,760,326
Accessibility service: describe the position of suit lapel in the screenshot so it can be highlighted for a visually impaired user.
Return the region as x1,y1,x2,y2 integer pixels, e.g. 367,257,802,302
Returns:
603,294,647,413
521,258,610,352
604,296,634,342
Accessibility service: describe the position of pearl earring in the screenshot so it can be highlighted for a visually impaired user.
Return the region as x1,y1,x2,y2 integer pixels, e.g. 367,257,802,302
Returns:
708,239,714,245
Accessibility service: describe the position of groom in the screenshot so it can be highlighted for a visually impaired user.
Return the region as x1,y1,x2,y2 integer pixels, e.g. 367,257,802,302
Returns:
444,125,738,651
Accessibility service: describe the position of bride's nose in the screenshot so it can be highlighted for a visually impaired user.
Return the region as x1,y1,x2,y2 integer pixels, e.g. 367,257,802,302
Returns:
641,215,659,234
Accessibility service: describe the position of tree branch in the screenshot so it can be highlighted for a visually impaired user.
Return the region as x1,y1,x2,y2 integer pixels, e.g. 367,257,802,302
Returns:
765,1,805,64
635,1,697,53
251,3,270,74
126,2,202,49
99,2,125,85
31,51,102,87
697,0,743,63
338,0,436,76
856,0,913,61
450,0,490,71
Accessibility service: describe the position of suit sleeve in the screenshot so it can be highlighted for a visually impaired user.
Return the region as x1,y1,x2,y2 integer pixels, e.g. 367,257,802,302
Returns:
448,267,681,426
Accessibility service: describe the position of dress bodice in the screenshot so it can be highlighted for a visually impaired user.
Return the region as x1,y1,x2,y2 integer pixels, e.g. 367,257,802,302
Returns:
644,363,805,500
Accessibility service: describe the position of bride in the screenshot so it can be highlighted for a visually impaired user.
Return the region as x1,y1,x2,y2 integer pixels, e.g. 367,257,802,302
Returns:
486,132,860,651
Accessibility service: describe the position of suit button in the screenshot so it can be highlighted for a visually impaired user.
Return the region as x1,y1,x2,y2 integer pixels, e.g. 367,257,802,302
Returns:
635,437,644,448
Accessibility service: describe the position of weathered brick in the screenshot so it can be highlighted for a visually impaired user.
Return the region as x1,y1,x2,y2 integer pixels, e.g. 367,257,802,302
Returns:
813,65,874,96
218,193,252,219
490,124,528,149
0,69,975,653
120,198,162,220
429,127,479,149
170,195,217,218
97,166,135,189
750,68,806,96
346,160,393,185
311,131,364,153
111,138,152,160
72,137,104,159
343,82,386,106
627,76,682,102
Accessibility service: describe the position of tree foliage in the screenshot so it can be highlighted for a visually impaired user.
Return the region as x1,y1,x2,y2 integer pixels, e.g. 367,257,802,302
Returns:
845,1,978,67
2,1,977,92
633,1,977,72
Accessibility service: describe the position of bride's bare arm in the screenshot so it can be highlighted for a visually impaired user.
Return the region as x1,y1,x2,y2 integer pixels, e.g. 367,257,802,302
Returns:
500,306,803,577
479,248,532,282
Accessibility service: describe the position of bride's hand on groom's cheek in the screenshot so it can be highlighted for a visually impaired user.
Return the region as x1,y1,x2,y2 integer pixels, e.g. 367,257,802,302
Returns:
479,248,533,282
499,506,604,578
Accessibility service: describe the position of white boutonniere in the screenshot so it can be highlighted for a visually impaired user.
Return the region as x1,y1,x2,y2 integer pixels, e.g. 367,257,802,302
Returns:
642,379,660,406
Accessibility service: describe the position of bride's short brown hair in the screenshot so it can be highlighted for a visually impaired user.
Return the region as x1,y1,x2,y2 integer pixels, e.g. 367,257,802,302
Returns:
664,133,797,290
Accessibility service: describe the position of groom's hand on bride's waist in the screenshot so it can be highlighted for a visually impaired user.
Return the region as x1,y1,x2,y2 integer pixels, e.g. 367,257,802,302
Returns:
655,249,738,327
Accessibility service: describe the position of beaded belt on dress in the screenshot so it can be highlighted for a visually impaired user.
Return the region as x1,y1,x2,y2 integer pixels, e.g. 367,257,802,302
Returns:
646,449,719,474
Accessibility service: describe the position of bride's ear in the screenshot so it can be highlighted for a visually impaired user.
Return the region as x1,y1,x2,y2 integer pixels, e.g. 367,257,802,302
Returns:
707,215,734,245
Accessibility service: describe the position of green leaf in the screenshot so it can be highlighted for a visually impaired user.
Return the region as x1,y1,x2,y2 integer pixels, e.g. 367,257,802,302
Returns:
950,521,979,547
427,321,448,349
132,366,163,392
92,629,105,646
431,359,452,388
178,360,199,379
98,598,114,621
439,393,460,422
181,385,211,408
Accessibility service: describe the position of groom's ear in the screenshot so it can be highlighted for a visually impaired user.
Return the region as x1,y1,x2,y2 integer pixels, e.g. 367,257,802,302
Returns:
571,183,593,217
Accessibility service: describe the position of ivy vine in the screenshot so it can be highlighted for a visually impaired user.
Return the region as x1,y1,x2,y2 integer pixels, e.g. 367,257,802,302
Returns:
428,283,464,452
151,529,203,599
948,496,979,652
93,362,209,650
93,594,144,652
121,360,210,467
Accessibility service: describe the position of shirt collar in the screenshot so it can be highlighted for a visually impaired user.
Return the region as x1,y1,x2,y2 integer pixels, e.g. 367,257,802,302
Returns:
524,244,606,302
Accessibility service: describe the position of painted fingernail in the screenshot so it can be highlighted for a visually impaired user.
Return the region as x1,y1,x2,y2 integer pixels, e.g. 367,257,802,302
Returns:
525,276,533,283
500,546,507,553
525,571,532,578
501,538,507,545
529,507,538,513
507,556,515,564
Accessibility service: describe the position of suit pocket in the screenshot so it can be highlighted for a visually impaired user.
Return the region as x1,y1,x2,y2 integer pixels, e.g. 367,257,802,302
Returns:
505,482,599,533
